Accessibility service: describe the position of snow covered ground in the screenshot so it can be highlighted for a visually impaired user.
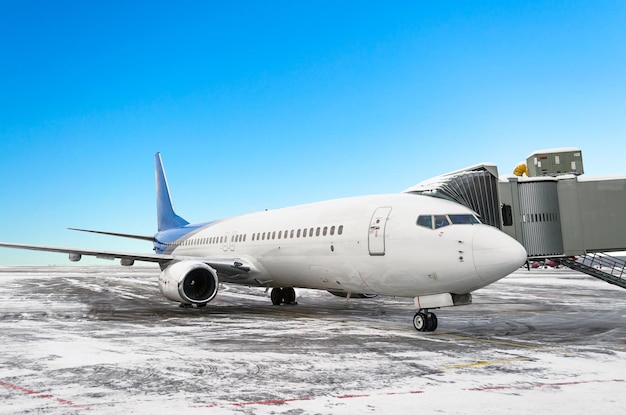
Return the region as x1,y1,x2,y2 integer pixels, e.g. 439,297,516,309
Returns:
0,266,624,414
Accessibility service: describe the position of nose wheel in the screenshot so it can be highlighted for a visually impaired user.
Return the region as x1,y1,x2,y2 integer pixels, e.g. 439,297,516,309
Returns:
413,310,438,332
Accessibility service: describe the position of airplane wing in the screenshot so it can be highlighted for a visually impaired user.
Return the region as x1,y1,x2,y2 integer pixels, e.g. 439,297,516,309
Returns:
67,228,155,241
0,242,251,277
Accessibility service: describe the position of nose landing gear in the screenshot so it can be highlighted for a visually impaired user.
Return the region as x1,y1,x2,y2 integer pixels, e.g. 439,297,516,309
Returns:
413,309,438,332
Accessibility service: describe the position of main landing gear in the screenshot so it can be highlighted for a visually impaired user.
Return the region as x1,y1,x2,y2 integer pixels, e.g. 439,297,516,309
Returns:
270,287,297,305
413,309,438,332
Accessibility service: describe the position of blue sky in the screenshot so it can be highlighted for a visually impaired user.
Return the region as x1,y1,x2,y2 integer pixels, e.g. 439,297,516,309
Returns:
1,1,625,264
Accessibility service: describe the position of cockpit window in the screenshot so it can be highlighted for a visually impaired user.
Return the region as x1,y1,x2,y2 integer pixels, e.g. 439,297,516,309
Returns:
418,213,480,230
416,215,432,229
434,215,449,229
448,214,480,225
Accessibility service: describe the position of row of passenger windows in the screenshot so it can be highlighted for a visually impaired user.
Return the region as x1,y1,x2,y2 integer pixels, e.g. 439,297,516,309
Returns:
416,214,480,230
165,225,344,248
252,225,343,241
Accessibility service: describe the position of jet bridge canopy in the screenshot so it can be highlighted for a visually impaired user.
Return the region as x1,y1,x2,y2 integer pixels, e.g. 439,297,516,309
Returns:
404,163,501,228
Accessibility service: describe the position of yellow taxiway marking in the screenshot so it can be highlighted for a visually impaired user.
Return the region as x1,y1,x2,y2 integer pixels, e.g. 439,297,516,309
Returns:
436,333,556,350
441,357,530,370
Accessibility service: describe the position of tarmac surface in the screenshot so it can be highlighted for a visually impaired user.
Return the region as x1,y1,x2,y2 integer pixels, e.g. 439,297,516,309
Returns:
0,265,625,414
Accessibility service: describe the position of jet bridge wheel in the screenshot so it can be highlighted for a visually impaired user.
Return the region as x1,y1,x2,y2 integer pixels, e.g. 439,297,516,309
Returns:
413,310,438,332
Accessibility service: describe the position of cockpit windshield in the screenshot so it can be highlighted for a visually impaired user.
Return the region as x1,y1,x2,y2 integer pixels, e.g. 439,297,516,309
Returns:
448,214,480,225
416,214,480,230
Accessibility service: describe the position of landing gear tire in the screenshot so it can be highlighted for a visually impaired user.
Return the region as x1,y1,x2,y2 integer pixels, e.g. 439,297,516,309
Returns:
283,287,297,304
270,287,297,305
270,288,284,305
426,312,438,332
413,310,438,332
413,312,427,331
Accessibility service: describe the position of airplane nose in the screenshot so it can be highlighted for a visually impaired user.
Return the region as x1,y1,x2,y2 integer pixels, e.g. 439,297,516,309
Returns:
472,227,527,283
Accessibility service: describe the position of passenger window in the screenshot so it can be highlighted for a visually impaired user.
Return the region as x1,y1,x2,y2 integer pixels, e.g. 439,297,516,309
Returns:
316,227,321,236
278,231,282,239
434,215,449,229
417,215,433,229
338,225,343,235
290,230,294,238
297,229,301,238
330,226,335,236
323,226,328,236
309,228,314,237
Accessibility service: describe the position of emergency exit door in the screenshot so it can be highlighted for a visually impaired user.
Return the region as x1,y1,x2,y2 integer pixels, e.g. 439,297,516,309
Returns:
368,207,392,255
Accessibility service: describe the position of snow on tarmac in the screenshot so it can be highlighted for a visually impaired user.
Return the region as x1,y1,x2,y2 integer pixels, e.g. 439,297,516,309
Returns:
0,266,624,414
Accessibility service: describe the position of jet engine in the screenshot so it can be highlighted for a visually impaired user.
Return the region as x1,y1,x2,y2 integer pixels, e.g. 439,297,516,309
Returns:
158,261,219,305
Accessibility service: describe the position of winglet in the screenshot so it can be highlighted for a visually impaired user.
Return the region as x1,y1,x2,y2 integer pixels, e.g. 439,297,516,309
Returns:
155,153,190,231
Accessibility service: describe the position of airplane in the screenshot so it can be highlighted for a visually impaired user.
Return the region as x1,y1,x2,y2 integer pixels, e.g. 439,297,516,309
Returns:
0,153,527,332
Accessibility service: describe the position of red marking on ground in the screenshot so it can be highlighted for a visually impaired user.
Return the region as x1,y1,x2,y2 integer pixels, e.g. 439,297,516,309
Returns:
0,380,92,411
231,397,313,407
467,379,624,392
337,394,369,399
193,389,425,409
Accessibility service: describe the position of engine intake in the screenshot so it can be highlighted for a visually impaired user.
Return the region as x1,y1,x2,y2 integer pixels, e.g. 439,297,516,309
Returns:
159,261,219,305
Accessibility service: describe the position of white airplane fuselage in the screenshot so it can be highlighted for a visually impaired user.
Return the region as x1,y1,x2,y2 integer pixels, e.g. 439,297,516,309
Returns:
155,193,526,298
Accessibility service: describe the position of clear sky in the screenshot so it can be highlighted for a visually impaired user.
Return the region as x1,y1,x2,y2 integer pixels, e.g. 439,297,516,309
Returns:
1,1,625,265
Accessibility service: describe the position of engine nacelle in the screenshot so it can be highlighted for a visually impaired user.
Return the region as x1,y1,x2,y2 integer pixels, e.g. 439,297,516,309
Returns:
158,261,219,305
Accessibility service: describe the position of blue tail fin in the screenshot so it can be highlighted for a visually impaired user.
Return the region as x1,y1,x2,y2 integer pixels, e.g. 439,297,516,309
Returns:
155,153,190,231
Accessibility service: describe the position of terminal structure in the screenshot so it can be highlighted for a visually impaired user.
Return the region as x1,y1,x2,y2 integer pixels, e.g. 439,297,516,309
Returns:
405,148,626,289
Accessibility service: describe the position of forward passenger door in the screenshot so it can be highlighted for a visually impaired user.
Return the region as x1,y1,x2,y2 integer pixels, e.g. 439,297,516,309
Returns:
368,207,392,256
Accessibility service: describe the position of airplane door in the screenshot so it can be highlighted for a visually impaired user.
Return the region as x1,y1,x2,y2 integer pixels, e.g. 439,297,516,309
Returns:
222,233,229,252
368,207,392,256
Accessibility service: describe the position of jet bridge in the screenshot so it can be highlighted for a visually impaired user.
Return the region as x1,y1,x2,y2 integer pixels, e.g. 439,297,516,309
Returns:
408,148,626,289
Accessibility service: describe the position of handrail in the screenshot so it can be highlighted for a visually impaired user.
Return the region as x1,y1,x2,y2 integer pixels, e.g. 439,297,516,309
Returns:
580,253,626,279
557,253,626,290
